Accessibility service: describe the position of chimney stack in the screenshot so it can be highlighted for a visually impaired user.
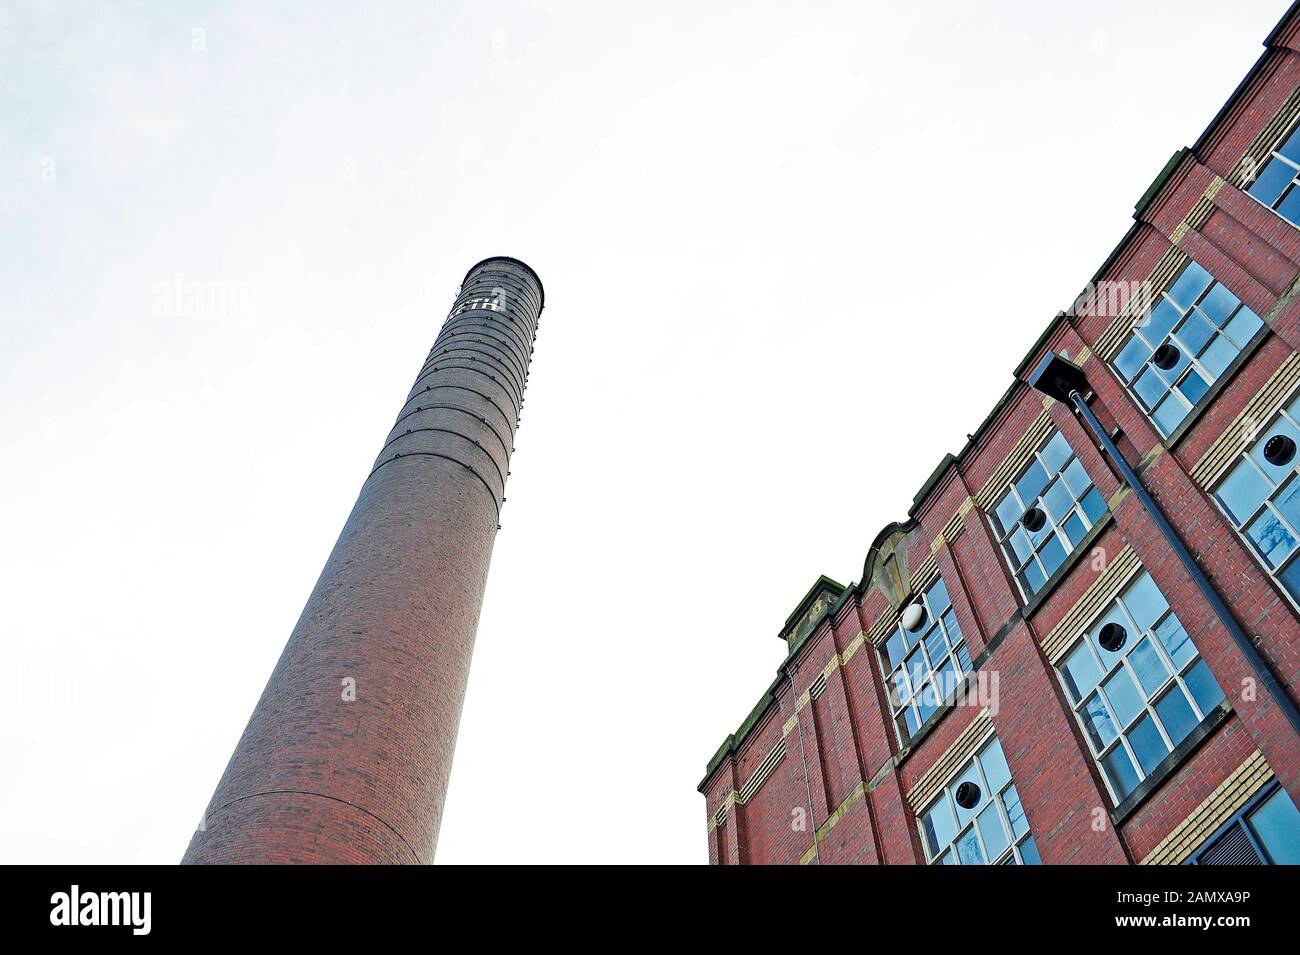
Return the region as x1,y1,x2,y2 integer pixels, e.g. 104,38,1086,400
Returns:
183,257,544,863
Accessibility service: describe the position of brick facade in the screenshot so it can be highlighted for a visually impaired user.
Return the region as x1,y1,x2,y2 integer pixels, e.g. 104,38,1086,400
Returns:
700,5,1300,865
183,257,543,864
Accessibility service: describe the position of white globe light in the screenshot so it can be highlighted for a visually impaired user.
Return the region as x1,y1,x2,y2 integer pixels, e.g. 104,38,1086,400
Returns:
901,602,926,632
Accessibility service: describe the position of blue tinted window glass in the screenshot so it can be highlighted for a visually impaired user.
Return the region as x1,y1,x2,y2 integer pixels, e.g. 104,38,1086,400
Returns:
1143,299,1183,341
1002,786,1029,837
1200,336,1237,378
1019,836,1041,865
924,626,947,667
1279,126,1300,163
1041,431,1072,473
1062,513,1087,547
977,805,1009,860
916,686,938,725
885,627,907,669
1178,369,1210,406
1178,310,1215,355
928,577,951,613
1063,458,1091,496
1154,615,1195,669
1102,747,1140,800
1216,461,1271,524
1154,686,1198,745
1275,478,1300,529
922,800,955,856
1198,283,1239,326
955,827,984,865
981,740,1012,793
1224,307,1263,349
1042,478,1073,522
903,706,921,735
1248,788,1300,864
1134,366,1166,408
1277,184,1300,224
1021,561,1046,594
1247,509,1296,568
1280,553,1300,601
1249,157,1295,205
1038,534,1066,578
1081,692,1118,751
1082,488,1107,523
994,492,1022,536
1129,637,1171,695
1166,262,1212,309
1128,715,1170,775
1123,572,1167,631
1103,668,1143,726
1182,659,1224,716
1115,336,1151,382
1015,460,1049,504
893,668,911,703
1008,527,1032,564
1152,395,1188,436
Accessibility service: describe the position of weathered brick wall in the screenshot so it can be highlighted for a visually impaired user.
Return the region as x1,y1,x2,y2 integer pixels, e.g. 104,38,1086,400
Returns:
701,9,1300,864
184,258,544,864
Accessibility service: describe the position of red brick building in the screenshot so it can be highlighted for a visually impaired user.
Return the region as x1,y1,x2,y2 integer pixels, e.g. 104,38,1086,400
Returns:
699,4,1300,865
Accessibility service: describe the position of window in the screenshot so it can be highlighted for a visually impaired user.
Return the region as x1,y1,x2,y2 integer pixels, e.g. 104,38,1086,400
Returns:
918,736,1041,865
1112,260,1264,436
1212,389,1300,607
1189,782,1300,864
991,430,1108,597
1057,570,1225,804
1246,122,1300,227
881,577,971,743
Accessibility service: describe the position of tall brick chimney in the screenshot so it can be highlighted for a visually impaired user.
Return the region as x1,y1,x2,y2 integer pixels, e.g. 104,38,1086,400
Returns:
183,257,544,864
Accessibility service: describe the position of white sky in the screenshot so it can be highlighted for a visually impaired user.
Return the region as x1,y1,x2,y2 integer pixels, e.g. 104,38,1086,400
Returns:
0,0,1288,864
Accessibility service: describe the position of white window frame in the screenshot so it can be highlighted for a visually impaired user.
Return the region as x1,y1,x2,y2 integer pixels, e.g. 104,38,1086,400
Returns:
1209,386,1300,614
989,429,1108,599
1054,569,1224,805
1108,260,1264,437
1244,119,1300,228
878,577,971,745
917,733,1040,865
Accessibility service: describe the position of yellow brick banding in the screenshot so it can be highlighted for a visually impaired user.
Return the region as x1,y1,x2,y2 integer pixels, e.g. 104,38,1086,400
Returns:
799,779,868,864
906,710,995,811
909,553,940,595
1140,751,1273,864
1189,352,1300,488
975,411,1055,509
1095,246,1189,361
1040,546,1141,663
1237,87,1300,188
707,625,884,834
866,606,902,648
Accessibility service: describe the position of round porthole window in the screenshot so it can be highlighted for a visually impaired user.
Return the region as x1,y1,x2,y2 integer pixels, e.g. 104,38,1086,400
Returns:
1021,506,1046,533
1098,622,1128,653
1263,434,1296,467
1152,342,1181,370
901,602,927,632
954,781,981,809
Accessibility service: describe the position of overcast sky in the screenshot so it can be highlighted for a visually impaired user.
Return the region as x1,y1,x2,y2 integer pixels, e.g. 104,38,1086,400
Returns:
0,0,1289,864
